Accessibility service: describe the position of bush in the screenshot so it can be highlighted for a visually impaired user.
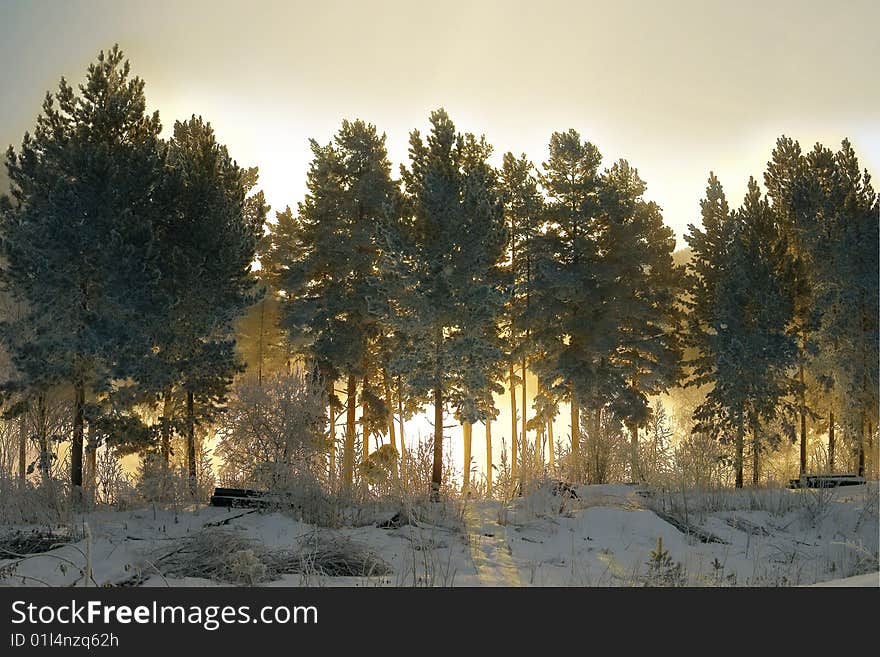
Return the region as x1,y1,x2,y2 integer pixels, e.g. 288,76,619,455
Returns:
215,371,328,490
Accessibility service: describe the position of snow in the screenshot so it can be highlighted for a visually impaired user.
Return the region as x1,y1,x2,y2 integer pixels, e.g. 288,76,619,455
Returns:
2,483,876,587
808,572,879,587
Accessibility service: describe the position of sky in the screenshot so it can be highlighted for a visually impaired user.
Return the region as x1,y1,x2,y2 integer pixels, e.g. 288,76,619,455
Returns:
2,0,878,479
1,0,878,248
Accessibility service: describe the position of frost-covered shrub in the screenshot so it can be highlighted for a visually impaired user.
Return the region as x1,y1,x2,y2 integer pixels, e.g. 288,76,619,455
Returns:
215,371,328,489
93,447,136,507
0,474,69,525
359,443,399,494
134,444,215,507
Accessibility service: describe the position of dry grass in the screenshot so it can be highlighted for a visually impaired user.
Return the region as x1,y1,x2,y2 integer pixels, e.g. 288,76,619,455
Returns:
149,527,390,585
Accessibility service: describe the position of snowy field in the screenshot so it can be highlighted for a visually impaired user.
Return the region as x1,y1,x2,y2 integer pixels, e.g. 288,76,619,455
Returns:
1,483,877,587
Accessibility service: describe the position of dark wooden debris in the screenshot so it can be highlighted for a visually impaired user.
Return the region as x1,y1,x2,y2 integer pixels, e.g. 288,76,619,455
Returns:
787,474,866,489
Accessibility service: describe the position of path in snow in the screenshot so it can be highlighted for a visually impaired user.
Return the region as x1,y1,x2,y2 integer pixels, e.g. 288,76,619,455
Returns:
462,502,522,586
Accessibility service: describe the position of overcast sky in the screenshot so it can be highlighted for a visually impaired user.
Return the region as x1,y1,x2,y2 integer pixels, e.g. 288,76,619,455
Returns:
2,0,878,246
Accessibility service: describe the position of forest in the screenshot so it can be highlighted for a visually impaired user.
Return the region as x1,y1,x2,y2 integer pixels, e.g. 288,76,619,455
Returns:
1,45,878,502
0,46,876,587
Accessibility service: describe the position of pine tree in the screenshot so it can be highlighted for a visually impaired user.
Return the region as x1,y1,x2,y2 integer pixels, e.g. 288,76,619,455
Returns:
764,137,820,475
384,109,506,498
499,152,544,479
685,176,797,487
814,141,878,476
597,161,684,482
527,129,604,479
264,120,399,492
0,46,164,498
147,116,266,493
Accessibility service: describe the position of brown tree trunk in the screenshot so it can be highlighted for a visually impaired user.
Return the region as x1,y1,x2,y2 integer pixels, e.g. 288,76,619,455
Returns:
257,298,265,388
397,375,406,468
431,386,443,499
36,394,50,485
735,412,744,489
752,421,760,487
328,379,336,489
361,375,370,460
461,420,472,496
71,381,85,497
383,369,397,475
591,408,603,483
18,413,26,485
344,374,357,491
85,420,97,498
485,419,492,495
857,410,865,478
521,358,527,475
828,407,835,473
628,420,640,483
868,420,874,479
570,387,580,466
509,363,517,479
161,387,173,468
799,362,807,475
547,417,554,473
186,390,196,496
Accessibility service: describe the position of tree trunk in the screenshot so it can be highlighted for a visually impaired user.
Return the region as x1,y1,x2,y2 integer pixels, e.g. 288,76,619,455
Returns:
71,381,85,497
328,379,336,489
752,421,760,487
36,394,50,485
461,420,472,496
17,413,26,485
85,420,97,498
509,363,517,479
570,387,580,466
186,390,196,496
257,298,265,388
735,413,744,489
547,417,554,473
799,362,807,475
485,419,493,496
383,369,397,475
161,387,173,468
521,358,527,475
628,420,640,483
431,386,443,499
857,410,865,478
828,407,835,473
344,374,357,491
361,375,370,460
591,408,602,483
397,375,406,468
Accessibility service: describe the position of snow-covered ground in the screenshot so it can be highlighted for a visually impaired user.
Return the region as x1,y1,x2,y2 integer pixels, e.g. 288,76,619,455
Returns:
1,483,877,587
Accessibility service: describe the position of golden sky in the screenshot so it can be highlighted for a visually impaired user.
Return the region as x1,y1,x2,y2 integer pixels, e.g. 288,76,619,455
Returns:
1,0,878,248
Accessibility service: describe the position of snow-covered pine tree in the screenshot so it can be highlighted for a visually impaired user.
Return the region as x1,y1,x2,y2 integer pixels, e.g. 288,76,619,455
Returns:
597,160,684,483
499,152,544,480
813,141,878,476
764,137,821,475
384,109,506,498
685,176,797,487
0,46,165,500
527,129,604,478
264,120,399,492
147,116,266,494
